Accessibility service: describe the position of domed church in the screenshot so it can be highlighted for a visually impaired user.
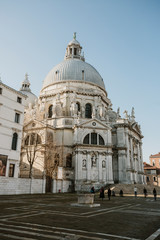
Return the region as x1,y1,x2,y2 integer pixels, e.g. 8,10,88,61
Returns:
20,33,144,192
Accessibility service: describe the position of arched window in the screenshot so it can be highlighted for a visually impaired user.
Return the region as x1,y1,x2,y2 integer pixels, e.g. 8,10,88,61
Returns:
85,103,92,118
76,102,80,112
83,133,105,145
11,133,18,150
99,135,105,145
83,134,89,144
48,105,53,118
66,154,72,168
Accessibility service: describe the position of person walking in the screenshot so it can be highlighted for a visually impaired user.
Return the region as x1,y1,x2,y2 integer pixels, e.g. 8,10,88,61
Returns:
90,186,95,193
143,187,147,198
119,189,123,197
153,188,157,201
108,188,111,201
134,186,137,198
99,187,105,200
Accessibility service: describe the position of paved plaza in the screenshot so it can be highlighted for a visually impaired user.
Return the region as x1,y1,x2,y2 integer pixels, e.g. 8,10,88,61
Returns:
0,193,160,240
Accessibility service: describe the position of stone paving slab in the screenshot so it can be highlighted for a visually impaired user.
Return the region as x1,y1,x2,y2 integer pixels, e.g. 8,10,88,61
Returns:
0,193,160,240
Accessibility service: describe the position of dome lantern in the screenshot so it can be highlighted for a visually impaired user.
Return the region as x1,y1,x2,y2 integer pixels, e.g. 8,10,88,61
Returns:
20,73,31,92
65,33,85,61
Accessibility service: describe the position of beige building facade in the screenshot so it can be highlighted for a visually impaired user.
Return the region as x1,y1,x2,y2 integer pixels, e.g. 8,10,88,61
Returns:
20,34,144,192
0,81,26,178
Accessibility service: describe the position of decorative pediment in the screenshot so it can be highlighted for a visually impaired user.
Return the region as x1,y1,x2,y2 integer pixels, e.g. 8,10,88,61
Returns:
131,122,141,134
78,118,111,130
23,119,46,131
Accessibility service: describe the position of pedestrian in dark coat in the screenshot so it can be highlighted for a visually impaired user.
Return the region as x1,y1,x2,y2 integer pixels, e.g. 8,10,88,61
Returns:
143,188,147,198
108,188,111,200
99,187,105,200
153,188,157,201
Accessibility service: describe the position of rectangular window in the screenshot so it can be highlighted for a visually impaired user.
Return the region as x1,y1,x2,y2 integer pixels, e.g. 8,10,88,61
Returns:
0,88,2,94
9,164,15,177
17,97,22,103
15,113,20,123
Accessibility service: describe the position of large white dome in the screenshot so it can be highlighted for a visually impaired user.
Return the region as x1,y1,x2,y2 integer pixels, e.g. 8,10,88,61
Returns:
42,35,105,90
42,59,105,90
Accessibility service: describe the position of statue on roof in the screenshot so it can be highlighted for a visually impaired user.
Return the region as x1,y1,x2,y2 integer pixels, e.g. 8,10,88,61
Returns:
25,73,29,81
131,107,135,121
73,32,76,40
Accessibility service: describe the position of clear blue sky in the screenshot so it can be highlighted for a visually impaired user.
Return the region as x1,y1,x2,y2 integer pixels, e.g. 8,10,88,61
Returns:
0,0,160,163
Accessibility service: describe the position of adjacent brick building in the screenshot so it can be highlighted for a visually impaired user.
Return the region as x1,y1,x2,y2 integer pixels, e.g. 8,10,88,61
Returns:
144,153,160,186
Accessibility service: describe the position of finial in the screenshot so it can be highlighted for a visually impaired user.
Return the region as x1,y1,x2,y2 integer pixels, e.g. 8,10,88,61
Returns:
73,32,76,40
25,73,29,81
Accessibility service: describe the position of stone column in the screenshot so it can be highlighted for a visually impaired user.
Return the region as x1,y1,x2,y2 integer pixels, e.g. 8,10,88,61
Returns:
125,129,130,168
86,152,91,181
125,129,131,183
75,151,79,181
107,130,112,145
118,150,127,183
107,152,114,184
77,152,82,180
137,143,141,181
98,153,102,182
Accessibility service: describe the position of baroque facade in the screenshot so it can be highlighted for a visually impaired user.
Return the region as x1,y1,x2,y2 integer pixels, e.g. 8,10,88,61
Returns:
20,34,144,192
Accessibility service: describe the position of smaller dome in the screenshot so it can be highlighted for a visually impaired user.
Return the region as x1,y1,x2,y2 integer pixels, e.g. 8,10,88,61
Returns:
68,39,80,46
20,73,38,107
21,91,38,107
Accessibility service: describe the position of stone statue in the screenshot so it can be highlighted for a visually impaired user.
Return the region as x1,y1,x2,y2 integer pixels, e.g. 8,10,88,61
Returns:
123,110,129,119
102,160,106,168
117,107,121,118
82,159,86,168
99,105,105,120
73,32,76,40
70,102,78,117
131,107,135,121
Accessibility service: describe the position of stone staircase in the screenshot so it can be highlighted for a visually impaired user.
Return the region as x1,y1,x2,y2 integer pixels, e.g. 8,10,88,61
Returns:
105,183,160,196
